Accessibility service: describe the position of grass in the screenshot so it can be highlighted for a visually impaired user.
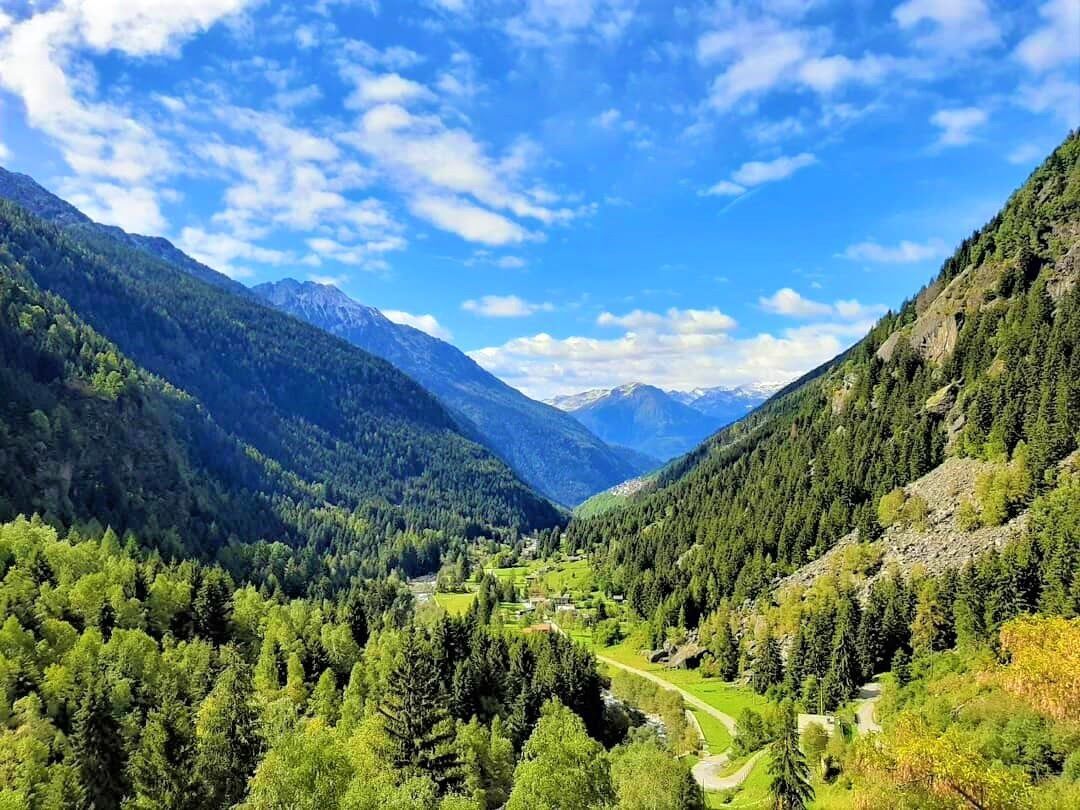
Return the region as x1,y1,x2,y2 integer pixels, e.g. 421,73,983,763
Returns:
486,557,597,601
598,636,768,721
704,751,773,809
691,708,732,752
433,591,475,615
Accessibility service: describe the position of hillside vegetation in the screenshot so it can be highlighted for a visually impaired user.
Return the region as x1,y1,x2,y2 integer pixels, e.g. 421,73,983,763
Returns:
566,133,1080,628
0,198,561,586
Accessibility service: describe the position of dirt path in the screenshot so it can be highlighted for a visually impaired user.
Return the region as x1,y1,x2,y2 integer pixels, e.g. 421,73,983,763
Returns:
596,654,739,735
853,680,882,733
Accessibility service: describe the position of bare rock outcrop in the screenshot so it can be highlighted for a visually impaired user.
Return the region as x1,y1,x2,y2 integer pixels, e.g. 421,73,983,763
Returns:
775,457,1027,597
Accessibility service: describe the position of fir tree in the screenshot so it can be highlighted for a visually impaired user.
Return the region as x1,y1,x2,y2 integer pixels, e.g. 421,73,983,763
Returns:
128,686,197,810
378,626,462,794
194,654,263,810
72,675,128,810
751,630,783,694
768,700,813,810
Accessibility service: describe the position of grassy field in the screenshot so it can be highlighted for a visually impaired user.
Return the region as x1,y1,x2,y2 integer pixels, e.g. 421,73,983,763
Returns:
487,557,597,600
691,709,732,752
704,751,773,809
433,591,475,615
598,637,769,720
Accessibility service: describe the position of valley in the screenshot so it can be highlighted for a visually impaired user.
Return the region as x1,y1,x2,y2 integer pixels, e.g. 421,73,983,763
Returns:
0,7,1077,806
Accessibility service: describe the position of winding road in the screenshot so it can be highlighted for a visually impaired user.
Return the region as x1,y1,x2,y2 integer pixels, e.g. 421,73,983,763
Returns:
597,651,885,794
595,654,754,791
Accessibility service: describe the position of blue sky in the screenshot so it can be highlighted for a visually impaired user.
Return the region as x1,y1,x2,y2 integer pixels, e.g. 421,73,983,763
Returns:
0,0,1077,399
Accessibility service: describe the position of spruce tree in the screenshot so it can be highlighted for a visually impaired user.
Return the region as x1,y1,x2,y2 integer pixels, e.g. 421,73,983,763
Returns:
379,626,462,794
72,674,128,810
768,700,813,810
823,596,859,709
194,654,263,810
751,630,783,694
128,686,197,810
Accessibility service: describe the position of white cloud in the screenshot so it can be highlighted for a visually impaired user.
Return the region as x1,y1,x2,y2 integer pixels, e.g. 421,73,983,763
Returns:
1015,0,1080,72
63,181,166,233
839,238,948,263
797,53,892,93
759,288,833,317
0,139,10,162
930,107,988,146
1016,75,1080,125
411,195,531,245
348,72,432,108
760,287,887,319
305,234,404,270
696,12,897,113
893,0,999,54
1007,142,1048,165
504,0,638,48
343,40,423,70
496,255,527,269
701,180,746,197
0,0,257,233
177,226,289,279
308,273,350,287
462,294,553,317
733,152,817,185
339,97,582,245
597,307,737,333
703,152,817,198
383,309,453,340
468,316,879,400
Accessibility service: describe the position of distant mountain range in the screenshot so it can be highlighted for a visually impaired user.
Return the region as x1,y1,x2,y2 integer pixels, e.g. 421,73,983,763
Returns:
547,382,773,461
254,279,654,506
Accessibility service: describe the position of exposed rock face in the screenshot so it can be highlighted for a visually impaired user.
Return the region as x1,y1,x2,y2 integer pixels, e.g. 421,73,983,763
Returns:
911,311,963,365
1048,222,1080,302
667,644,706,669
924,380,960,416
775,457,1027,597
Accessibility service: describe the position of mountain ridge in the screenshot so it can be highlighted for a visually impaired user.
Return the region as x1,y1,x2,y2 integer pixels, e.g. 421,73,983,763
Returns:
0,183,562,575
547,381,771,461
253,278,655,506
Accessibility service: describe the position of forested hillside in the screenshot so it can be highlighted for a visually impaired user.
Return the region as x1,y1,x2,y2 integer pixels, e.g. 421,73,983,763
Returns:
255,279,651,505
0,516,701,810
0,197,561,582
567,132,1080,629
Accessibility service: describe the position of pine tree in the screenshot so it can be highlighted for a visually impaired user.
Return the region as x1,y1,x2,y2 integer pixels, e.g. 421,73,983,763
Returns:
823,596,859,709
768,700,813,810
751,630,783,694
193,568,233,645
194,654,263,810
378,626,462,794
310,669,340,724
71,675,128,810
128,686,197,810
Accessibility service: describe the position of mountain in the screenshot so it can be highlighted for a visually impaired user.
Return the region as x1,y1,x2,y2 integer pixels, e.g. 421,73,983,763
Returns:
0,180,562,578
253,278,653,506
0,167,256,299
566,132,1080,622
548,382,725,461
667,383,776,421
